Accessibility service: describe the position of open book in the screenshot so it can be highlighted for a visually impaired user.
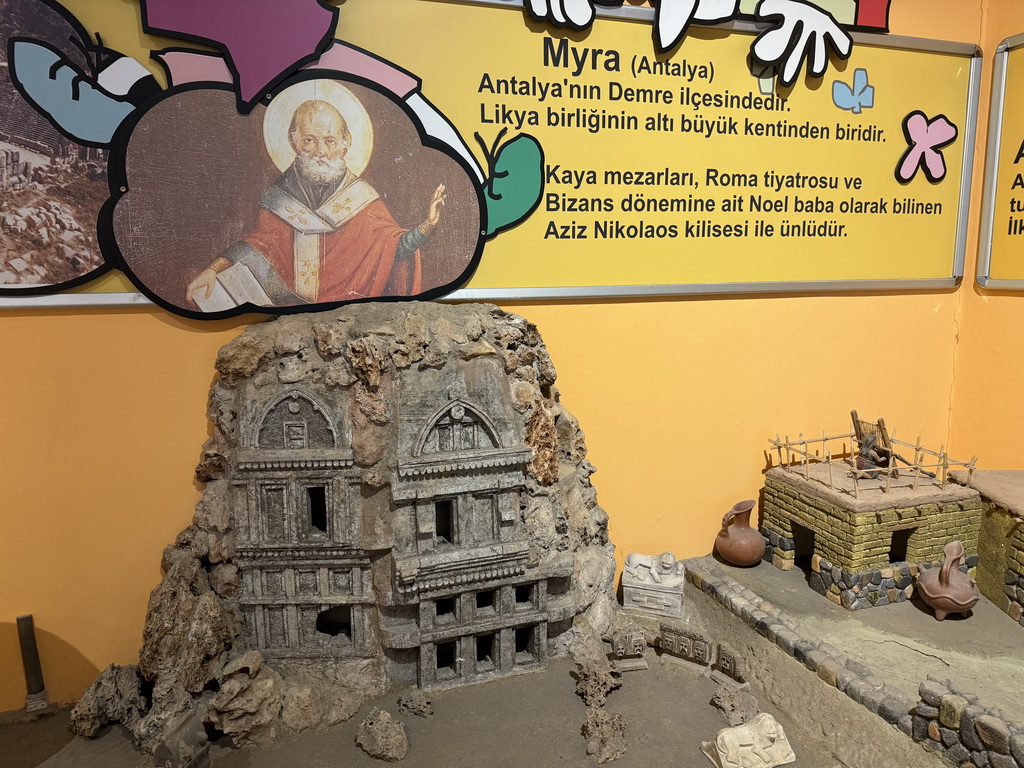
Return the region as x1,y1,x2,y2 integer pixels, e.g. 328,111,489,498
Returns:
191,263,274,312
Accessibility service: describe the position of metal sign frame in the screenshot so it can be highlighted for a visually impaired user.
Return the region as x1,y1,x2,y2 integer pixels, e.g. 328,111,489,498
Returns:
0,3,982,309
977,32,1024,290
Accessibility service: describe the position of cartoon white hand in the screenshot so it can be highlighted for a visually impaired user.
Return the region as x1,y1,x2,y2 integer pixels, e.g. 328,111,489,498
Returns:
752,0,852,87
525,0,595,29
655,0,739,52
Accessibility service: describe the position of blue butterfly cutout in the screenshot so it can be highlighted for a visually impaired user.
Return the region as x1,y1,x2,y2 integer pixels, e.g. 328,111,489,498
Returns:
832,68,874,115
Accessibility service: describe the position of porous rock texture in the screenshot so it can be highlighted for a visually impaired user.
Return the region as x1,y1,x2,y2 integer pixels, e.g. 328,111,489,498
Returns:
396,689,434,718
711,683,760,727
582,706,627,764
571,622,622,708
70,664,148,738
356,708,409,761
69,302,617,761
572,618,625,762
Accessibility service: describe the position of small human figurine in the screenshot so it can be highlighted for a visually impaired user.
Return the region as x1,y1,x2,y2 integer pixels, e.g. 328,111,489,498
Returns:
852,434,895,480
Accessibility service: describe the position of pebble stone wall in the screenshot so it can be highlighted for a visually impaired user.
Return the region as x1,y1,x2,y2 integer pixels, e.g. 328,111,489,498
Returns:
685,560,1024,768
913,679,1024,768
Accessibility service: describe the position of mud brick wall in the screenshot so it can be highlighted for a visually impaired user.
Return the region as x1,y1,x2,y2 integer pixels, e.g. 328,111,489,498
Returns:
1002,521,1024,626
762,471,983,574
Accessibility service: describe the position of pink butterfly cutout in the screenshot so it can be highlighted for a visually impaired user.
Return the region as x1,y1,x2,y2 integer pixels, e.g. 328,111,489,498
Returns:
896,111,957,183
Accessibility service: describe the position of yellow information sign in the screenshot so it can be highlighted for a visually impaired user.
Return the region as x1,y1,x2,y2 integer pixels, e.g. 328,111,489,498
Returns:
342,0,978,298
979,34,1024,288
0,0,981,308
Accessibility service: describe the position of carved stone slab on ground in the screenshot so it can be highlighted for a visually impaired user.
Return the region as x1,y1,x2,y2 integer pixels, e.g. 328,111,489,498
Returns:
701,713,796,768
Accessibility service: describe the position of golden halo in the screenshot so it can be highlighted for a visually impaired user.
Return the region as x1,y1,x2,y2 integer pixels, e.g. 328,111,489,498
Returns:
263,80,374,175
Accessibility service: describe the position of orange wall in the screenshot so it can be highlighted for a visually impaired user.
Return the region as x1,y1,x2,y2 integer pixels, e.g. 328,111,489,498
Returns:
948,3,1024,466
0,310,248,710
0,0,988,712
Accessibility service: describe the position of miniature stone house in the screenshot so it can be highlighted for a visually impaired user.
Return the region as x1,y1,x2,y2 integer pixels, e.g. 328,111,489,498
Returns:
763,417,982,610
762,466,983,609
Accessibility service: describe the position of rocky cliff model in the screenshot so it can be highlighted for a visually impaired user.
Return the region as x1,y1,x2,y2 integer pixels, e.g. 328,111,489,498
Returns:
71,302,617,761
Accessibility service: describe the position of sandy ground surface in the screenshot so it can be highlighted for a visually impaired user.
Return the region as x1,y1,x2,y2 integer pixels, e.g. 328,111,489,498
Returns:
704,554,1024,723
9,556,1018,767
4,653,844,768
951,469,1024,518
766,464,978,512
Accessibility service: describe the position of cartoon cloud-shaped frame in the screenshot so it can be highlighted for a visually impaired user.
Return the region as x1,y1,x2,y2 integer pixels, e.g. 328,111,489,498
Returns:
0,0,118,296
99,72,486,320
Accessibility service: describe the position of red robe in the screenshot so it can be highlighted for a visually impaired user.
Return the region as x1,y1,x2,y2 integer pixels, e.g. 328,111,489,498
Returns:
244,197,422,304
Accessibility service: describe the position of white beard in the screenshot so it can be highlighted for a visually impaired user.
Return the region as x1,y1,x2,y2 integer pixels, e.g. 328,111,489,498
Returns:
296,153,347,185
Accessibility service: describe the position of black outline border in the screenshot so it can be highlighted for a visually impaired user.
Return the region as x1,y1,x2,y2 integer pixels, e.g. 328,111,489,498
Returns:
894,110,958,185
476,128,544,240
654,0,738,55
523,0,596,32
520,0,883,57
748,0,853,88
0,0,117,297
99,70,488,321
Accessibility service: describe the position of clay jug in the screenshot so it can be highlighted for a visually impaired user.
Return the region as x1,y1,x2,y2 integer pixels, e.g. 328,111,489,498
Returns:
715,500,765,567
916,540,980,621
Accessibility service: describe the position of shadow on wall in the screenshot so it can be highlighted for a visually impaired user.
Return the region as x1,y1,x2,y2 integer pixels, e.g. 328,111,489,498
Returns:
0,622,100,712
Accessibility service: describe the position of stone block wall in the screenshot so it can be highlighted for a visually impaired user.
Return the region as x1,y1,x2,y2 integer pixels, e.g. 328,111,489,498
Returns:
800,553,978,611
762,470,983,609
1002,522,1024,626
912,678,1024,768
763,473,858,571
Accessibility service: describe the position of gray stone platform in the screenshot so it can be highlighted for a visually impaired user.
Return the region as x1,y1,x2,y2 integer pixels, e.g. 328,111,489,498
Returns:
685,555,1024,767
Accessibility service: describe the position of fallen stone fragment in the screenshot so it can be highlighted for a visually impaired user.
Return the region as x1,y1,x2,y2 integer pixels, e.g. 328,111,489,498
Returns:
397,689,434,718
205,661,284,746
70,664,148,738
582,705,626,764
356,708,408,761
710,683,759,727
571,622,621,707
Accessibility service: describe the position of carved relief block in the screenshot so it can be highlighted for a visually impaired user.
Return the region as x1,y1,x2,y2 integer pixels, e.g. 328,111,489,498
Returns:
264,571,285,596
660,625,715,667
267,608,288,647
701,713,796,768
296,570,319,596
714,644,745,683
331,569,352,594
622,583,684,618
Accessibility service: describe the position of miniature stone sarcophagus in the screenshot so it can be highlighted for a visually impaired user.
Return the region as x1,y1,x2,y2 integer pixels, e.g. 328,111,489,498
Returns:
621,552,685,618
